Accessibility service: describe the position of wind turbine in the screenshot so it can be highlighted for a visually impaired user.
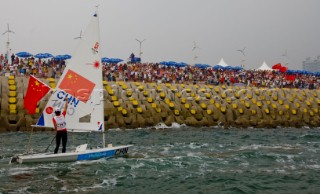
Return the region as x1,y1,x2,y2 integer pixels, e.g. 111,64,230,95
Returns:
282,49,288,66
237,47,246,57
2,23,14,62
237,47,246,68
135,38,146,58
74,30,82,39
192,41,200,64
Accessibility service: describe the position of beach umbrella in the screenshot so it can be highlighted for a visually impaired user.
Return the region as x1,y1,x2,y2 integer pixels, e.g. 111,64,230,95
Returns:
63,54,72,59
101,57,123,63
16,52,32,58
34,53,54,59
177,62,187,67
101,57,109,63
54,54,72,60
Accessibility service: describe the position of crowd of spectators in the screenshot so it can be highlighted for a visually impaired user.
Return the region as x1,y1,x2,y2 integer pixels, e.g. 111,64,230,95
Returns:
1,53,319,90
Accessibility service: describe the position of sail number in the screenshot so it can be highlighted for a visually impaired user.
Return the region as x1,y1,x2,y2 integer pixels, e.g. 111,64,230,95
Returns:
115,148,129,156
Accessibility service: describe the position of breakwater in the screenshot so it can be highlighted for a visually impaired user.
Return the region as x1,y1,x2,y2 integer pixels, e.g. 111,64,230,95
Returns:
0,75,319,132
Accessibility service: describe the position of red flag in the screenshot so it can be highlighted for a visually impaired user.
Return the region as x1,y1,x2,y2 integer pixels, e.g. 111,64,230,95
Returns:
279,66,288,73
272,63,282,70
24,76,50,114
58,69,95,103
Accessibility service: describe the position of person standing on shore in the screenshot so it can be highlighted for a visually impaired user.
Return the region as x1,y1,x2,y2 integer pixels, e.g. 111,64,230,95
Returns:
52,98,68,154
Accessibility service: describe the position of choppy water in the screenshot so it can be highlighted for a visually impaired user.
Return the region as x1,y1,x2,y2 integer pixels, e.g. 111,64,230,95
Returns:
1,125,320,194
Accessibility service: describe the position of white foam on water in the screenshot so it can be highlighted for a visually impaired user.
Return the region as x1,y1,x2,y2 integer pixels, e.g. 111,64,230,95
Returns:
160,147,170,155
8,167,35,176
131,162,145,170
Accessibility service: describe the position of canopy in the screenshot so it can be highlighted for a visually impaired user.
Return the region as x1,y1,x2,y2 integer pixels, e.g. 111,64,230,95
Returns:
217,58,229,67
257,61,272,70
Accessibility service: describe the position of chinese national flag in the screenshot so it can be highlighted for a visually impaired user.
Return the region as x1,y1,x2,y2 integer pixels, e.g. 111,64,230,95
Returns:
58,69,95,103
24,75,51,114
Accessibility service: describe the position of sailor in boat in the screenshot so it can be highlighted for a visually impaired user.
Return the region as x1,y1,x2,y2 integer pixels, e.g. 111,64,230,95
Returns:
53,98,68,154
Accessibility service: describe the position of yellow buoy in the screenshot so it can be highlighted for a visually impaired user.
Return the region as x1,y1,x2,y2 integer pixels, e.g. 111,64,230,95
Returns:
151,103,157,108
111,96,117,102
122,109,128,115
195,96,201,103
206,93,211,99
122,84,128,90
137,107,143,113
132,100,139,107
147,97,153,103
9,91,16,97
9,109,17,114
190,109,196,114
265,108,270,114
200,103,207,110
9,97,16,104
232,103,237,109
9,104,16,110
174,109,180,116
185,103,190,109
8,79,15,85
113,101,120,107
9,85,16,91
206,109,212,115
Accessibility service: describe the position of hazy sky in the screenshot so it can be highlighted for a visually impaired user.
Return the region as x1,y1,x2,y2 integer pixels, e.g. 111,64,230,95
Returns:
1,0,319,69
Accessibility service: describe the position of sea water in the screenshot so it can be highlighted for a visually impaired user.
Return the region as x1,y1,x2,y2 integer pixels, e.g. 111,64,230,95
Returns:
1,125,320,193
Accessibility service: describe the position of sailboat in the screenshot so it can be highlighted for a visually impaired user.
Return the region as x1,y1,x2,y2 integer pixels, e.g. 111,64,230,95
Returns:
10,12,132,164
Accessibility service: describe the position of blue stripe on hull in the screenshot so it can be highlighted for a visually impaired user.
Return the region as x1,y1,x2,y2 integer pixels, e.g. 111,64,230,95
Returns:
77,150,116,161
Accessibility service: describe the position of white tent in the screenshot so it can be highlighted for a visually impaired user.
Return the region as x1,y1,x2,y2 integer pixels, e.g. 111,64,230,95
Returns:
257,61,272,70
217,58,229,67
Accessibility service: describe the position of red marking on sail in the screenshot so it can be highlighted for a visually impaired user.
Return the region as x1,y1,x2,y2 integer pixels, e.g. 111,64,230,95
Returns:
59,69,96,103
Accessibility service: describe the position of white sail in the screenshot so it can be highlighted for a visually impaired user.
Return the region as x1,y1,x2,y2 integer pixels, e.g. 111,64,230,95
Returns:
37,13,104,132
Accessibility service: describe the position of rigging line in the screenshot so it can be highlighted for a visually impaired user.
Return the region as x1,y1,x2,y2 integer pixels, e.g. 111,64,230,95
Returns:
26,126,34,154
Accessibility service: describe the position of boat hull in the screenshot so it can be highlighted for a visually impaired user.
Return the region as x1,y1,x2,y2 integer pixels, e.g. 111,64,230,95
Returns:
10,145,132,164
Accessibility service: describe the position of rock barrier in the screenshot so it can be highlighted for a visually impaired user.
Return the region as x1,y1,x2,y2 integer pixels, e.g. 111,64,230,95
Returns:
0,76,319,132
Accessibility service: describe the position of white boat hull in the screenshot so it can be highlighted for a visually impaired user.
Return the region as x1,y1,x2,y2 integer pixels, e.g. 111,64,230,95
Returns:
10,145,132,164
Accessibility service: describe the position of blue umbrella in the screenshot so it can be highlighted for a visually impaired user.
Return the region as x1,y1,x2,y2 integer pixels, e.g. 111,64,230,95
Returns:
16,52,32,58
101,57,109,63
54,54,72,60
34,53,54,59
101,57,123,63
177,62,187,67
63,54,72,59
